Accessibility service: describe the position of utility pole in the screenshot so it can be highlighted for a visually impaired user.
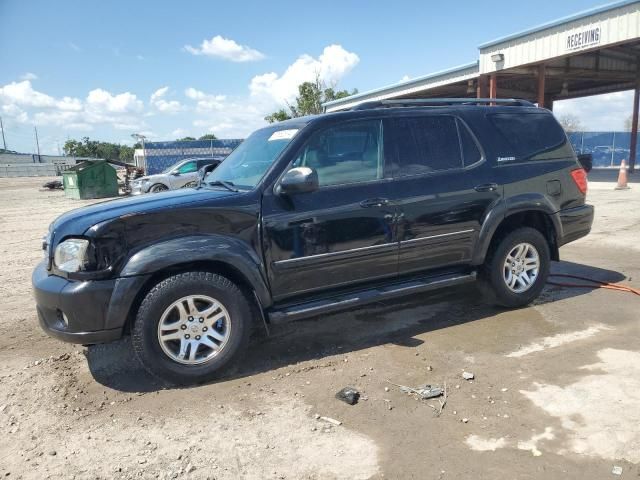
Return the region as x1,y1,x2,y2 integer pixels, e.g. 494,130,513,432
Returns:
34,126,41,161
0,117,6,150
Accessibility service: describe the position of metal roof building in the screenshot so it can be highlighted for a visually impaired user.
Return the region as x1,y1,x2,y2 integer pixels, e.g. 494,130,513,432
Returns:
324,0,640,170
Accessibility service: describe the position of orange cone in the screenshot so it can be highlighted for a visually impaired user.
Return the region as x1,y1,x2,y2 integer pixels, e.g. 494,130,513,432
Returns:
615,159,630,190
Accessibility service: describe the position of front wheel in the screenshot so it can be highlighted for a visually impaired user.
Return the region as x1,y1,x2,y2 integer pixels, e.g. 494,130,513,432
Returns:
480,227,550,308
150,183,169,193
132,272,251,385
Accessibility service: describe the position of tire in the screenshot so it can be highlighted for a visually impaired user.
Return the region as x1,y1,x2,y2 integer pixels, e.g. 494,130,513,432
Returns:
132,271,252,385
480,227,550,308
182,181,197,189
150,183,168,193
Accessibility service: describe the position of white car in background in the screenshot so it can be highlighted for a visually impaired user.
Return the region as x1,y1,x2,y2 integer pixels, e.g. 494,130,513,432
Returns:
131,157,224,194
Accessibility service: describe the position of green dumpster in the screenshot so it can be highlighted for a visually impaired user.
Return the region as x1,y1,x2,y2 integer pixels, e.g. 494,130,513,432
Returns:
62,160,119,200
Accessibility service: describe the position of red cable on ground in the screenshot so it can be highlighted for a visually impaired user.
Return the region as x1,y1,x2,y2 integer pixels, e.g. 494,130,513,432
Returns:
547,273,640,296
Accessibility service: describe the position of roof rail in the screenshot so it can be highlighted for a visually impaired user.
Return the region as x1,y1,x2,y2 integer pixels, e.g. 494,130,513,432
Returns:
350,98,535,110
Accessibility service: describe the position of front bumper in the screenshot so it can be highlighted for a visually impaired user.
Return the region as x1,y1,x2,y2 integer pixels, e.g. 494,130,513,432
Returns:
32,262,123,344
130,183,148,195
558,204,594,246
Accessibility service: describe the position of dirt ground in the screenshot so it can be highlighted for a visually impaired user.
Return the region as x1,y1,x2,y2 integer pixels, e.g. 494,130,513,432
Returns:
0,174,639,479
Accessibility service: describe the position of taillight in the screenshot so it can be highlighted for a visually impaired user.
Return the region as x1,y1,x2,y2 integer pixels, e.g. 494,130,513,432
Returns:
570,168,588,195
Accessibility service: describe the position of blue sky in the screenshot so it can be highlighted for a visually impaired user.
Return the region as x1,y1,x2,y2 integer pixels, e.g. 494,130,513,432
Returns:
0,0,633,154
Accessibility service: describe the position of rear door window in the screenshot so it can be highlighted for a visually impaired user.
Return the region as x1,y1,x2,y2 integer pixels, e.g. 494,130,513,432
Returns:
490,113,572,161
387,115,465,176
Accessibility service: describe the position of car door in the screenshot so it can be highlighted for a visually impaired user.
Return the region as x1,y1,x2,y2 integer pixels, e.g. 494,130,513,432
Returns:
261,118,399,301
172,160,198,188
385,114,501,275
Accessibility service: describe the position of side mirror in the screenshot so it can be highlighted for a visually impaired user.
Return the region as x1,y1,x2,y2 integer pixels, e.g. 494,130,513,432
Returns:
197,163,219,186
278,167,319,195
171,170,180,176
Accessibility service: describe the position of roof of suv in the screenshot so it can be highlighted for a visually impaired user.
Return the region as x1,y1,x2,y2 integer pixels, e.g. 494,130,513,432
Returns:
264,98,545,132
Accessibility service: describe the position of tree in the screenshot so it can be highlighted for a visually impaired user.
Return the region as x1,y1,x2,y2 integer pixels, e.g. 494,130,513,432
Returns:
557,114,583,132
265,109,292,123
198,133,217,140
265,76,358,123
63,137,136,163
176,136,196,142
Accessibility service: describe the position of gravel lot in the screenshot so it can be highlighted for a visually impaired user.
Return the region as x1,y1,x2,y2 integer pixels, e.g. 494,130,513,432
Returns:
0,174,638,479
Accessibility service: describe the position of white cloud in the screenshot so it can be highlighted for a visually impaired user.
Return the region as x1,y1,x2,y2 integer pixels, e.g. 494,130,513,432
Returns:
184,35,265,62
185,87,226,111
0,80,57,108
0,79,146,132
249,44,359,104
150,86,183,113
554,91,634,131
68,42,81,52
171,128,188,137
20,72,38,81
399,75,410,83
67,123,93,131
86,88,143,114
2,104,29,123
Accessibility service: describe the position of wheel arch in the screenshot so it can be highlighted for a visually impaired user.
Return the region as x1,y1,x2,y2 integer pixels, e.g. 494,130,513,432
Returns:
473,207,560,265
117,235,272,333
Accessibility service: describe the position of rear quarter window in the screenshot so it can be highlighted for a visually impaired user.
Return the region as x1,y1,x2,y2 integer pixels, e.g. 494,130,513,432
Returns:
490,113,573,162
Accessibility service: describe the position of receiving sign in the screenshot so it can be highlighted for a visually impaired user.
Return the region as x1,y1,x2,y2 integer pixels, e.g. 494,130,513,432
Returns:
566,25,601,51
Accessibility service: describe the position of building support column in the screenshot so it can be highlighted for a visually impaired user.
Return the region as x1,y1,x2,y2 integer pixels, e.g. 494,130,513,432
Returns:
489,74,497,99
477,75,489,98
537,64,546,108
629,81,639,173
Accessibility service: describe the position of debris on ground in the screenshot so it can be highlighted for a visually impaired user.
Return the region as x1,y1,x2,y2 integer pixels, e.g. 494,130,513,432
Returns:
462,371,474,380
386,380,443,400
612,466,623,476
385,379,448,416
317,415,342,426
42,180,63,190
335,386,360,405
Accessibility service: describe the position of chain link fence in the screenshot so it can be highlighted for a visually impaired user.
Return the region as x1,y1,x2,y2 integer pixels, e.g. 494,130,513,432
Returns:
568,131,638,168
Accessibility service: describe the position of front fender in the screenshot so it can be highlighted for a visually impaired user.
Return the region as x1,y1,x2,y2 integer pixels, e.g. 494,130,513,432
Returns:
119,234,272,307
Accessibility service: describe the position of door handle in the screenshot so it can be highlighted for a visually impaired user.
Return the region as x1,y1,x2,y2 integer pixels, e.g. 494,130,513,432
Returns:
360,198,389,208
474,183,498,192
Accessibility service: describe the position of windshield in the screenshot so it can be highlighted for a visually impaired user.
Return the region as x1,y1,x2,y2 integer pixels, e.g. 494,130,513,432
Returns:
205,126,300,189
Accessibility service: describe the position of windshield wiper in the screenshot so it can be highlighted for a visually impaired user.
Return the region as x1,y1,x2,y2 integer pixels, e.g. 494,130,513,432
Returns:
207,180,239,192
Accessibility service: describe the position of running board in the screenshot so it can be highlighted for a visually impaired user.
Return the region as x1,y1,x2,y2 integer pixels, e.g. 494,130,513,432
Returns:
267,271,477,324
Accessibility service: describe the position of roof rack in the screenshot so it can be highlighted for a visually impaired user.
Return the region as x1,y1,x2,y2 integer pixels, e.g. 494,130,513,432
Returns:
350,98,535,110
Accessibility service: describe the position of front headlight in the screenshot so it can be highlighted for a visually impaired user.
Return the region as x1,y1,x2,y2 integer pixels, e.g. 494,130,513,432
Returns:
54,238,90,272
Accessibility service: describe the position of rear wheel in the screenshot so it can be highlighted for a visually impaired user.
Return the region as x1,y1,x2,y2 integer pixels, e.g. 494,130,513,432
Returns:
132,271,251,385
481,227,550,307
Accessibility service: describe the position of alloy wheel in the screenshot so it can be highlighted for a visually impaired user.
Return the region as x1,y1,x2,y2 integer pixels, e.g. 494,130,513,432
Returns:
157,295,231,365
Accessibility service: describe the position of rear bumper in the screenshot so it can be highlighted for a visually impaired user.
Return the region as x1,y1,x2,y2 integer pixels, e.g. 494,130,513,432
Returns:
32,262,134,345
558,204,594,246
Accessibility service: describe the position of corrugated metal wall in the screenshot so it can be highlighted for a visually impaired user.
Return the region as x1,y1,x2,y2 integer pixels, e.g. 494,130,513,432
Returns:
480,2,640,73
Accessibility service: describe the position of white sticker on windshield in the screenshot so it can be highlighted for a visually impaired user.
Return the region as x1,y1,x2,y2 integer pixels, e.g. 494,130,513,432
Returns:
268,129,298,141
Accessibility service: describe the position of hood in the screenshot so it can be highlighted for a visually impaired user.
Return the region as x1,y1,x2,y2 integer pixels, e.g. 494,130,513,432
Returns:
133,173,166,183
51,188,236,238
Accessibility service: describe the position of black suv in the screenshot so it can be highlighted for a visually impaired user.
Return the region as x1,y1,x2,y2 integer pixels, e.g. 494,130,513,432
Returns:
33,99,594,384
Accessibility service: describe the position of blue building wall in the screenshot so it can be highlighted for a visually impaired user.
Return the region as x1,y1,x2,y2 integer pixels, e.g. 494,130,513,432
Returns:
568,131,639,167
145,139,243,174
